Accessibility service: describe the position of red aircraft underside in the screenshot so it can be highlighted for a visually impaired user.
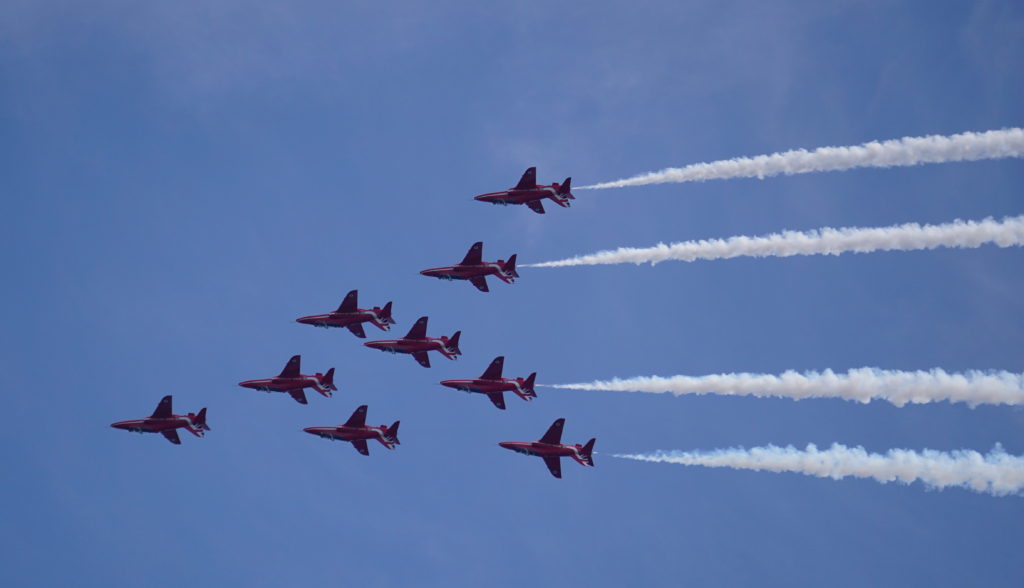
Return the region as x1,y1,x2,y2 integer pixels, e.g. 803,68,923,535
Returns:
420,242,519,292
474,167,574,214
303,405,400,456
499,418,595,478
296,289,395,338
238,354,337,404
364,316,462,368
110,395,210,445
440,356,537,409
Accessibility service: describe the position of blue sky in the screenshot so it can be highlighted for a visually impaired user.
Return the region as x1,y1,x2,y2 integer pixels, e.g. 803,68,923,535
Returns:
3,1,1023,586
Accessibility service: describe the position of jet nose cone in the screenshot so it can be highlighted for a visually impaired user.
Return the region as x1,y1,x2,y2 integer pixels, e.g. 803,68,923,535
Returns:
302,427,315,434
498,442,513,450
473,194,486,202
296,317,311,324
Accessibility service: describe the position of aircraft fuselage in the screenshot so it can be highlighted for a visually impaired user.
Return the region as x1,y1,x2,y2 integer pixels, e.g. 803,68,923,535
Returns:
498,441,591,465
474,186,571,208
296,309,391,331
420,263,513,283
363,338,457,360
303,425,394,448
110,415,204,437
238,376,332,397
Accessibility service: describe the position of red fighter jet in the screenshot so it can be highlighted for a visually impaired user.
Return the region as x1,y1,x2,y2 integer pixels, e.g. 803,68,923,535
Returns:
238,355,337,404
440,356,537,410
474,167,574,214
363,316,461,368
499,418,595,478
303,405,400,456
110,395,210,445
420,242,519,293
295,289,395,338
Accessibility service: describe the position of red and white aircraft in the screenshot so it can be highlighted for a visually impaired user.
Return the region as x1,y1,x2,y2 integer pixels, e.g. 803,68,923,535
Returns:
296,289,395,338
420,242,519,293
499,418,595,478
363,316,462,368
303,405,400,456
110,395,210,445
238,355,337,404
440,356,537,410
474,167,574,214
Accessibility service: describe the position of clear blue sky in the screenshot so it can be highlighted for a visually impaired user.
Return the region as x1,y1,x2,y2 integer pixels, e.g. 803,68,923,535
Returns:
3,2,1023,586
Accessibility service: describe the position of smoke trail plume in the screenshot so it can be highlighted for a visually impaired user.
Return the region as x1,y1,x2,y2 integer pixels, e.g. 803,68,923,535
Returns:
581,128,1024,189
526,215,1024,268
553,368,1024,408
614,444,1024,496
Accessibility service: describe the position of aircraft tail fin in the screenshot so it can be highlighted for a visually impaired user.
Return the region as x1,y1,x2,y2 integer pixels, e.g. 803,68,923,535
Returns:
580,438,596,466
445,331,462,356
522,372,537,398
558,177,574,198
384,421,401,446
322,367,338,392
502,254,520,279
195,408,211,432
381,301,395,325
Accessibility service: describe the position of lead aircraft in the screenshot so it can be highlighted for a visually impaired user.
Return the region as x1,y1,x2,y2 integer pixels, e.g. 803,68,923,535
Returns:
303,405,400,456
474,167,574,214
110,395,210,445
238,355,337,404
295,289,395,338
420,242,519,293
363,316,462,368
499,418,595,478
440,356,537,409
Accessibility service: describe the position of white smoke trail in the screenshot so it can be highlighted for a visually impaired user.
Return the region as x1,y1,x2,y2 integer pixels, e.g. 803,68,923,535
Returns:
552,368,1024,408
526,215,1024,268
614,444,1024,496
581,128,1024,189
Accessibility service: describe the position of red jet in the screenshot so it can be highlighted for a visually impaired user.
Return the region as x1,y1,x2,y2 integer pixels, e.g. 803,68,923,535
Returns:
474,167,574,214
420,242,519,293
440,356,537,410
363,316,462,368
499,418,595,478
303,405,400,456
238,355,337,404
110,395,210,445
296,289,395,338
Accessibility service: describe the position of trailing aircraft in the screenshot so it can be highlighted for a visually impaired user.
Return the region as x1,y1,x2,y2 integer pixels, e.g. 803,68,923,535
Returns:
296,289,395,338
440,356,537,409
420,242,518,293
364,316,462,368
110,395,210,445
474,167,574,214
499,418,595,478
303,405,400,456
238,355,337,404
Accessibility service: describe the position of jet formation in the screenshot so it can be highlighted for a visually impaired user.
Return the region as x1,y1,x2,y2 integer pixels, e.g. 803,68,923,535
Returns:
113,167,598,478
420,242,519,293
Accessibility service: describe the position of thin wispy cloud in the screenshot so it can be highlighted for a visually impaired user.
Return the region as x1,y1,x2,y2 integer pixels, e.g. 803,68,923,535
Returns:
552,368,1024,408
581,128,1024,189
526,215,1024,268
614,444,1024,496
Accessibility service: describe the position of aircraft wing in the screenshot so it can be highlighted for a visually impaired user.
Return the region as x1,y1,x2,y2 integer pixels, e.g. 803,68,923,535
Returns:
343,405,368,428
161,429,182,445
539,418,565,445
413,351,431,368
151,395,173,419
543,456,562,478
514,167,537,190
336,290,359,313
403,316,428,340
287,389,308,405
352,439,370,456
525,200,546,214
346,322,367,338
279,355,301,378
459,242,484,266
486,392,506,410
469,276,489,292
480,356,504,380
